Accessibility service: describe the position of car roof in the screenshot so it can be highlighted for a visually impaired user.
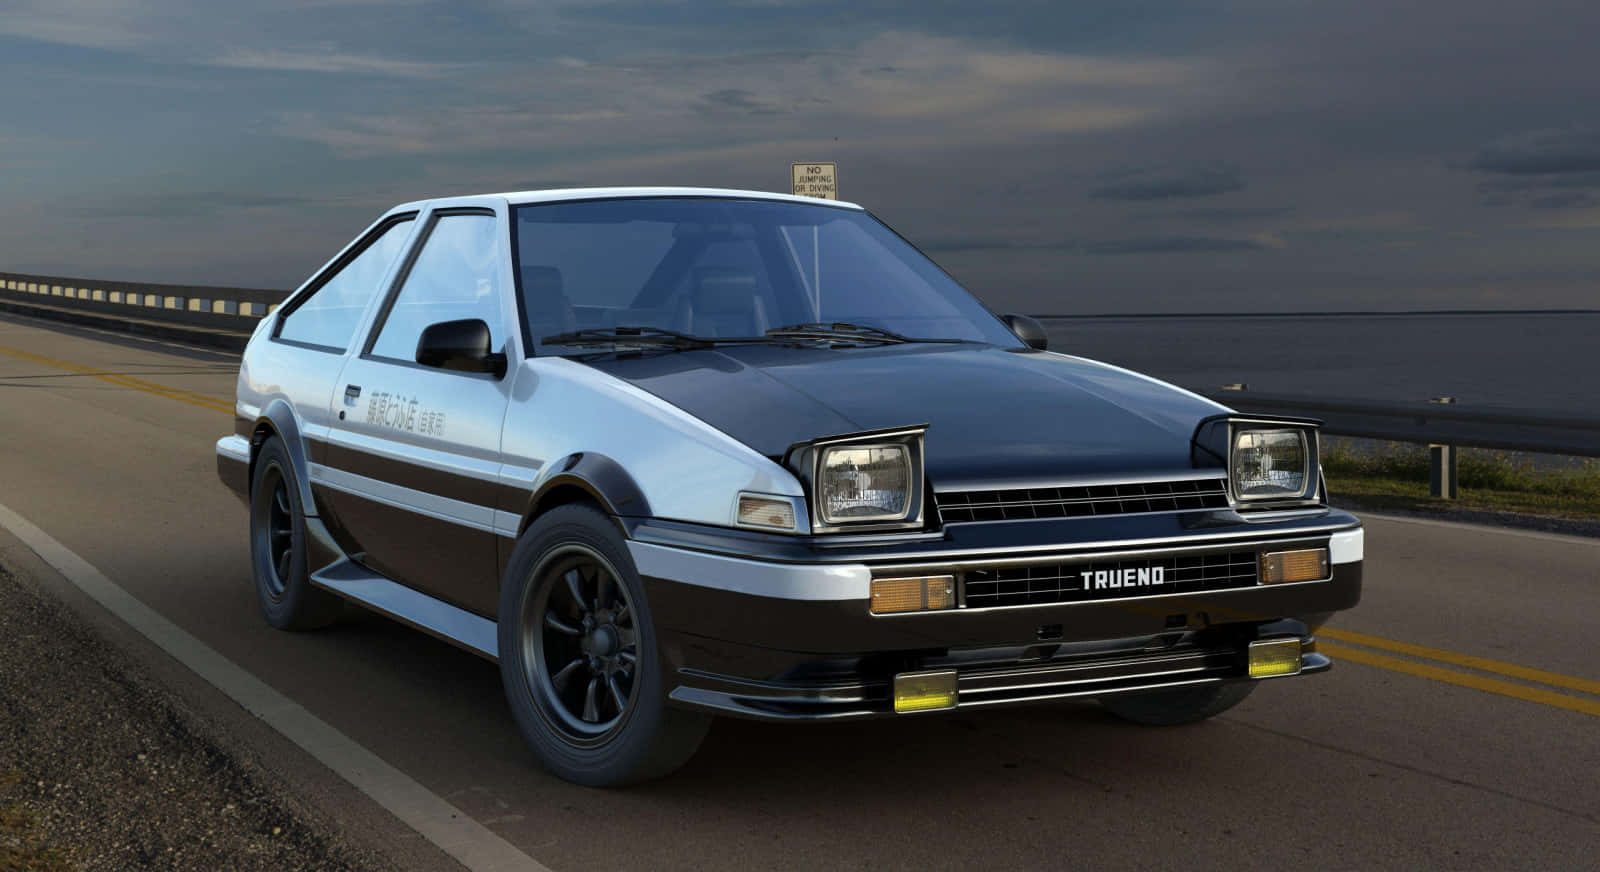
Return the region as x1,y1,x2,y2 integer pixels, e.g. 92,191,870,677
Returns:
390,186,864,213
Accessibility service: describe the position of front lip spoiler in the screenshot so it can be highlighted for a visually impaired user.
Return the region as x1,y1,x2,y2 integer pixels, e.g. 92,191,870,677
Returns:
667,643,1332,722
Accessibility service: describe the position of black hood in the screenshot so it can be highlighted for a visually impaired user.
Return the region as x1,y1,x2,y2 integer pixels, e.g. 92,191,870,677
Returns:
582,343,1226,488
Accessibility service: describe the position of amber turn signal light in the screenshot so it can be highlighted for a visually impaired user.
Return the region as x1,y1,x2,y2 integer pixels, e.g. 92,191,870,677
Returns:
1261,548,1329,584
870,575,956,614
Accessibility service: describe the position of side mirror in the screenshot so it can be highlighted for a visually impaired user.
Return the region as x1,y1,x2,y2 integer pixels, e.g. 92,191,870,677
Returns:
415,319,507,377
1001,313,1048,350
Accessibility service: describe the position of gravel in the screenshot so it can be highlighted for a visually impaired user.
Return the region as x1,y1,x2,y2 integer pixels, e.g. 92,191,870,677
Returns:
0,560,396,872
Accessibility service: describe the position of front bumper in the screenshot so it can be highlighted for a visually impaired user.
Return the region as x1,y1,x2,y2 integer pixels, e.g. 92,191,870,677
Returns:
630,510,1363,721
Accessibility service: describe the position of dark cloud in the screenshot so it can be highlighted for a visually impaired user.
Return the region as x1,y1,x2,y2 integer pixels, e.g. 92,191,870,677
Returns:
1469,127,1600,176
1086,236,1265,255
82,192,311,219
699,88,782,115
1528,191,1599,210
1167,206,1294,222
920,238,1070,253
1089,165,1244,201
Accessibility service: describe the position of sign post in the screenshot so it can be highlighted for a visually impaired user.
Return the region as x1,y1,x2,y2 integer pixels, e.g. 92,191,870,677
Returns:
790,163,835,317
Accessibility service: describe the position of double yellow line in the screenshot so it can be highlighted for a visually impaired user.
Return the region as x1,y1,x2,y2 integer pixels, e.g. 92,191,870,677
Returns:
0,345,235,415
6,340,1599,720
1318,628,1600,718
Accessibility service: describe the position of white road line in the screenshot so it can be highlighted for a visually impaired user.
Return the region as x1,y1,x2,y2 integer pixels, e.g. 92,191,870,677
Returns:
1358,510,1600,547
0,500,551,872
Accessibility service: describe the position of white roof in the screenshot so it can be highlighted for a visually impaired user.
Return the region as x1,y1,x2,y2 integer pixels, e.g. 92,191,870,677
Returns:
393,186,863,213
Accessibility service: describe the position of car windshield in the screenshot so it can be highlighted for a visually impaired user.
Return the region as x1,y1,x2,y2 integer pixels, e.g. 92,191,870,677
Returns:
511,197,1021,353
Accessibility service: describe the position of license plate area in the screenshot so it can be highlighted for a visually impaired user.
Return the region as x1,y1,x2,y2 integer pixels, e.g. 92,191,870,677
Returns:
962,550,1260,608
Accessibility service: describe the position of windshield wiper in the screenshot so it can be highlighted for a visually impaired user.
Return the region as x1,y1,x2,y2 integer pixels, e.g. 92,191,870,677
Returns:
542,326,716,350
764,322,965,344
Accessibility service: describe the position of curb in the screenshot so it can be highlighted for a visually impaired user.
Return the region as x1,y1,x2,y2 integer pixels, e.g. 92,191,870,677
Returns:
0,297,252,352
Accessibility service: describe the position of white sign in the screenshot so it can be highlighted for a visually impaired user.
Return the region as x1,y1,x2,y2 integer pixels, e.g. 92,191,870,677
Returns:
791,163,837,200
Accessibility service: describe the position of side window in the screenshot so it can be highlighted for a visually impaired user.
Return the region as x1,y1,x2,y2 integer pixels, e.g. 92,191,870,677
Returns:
278,218,413,350
369,213,504,363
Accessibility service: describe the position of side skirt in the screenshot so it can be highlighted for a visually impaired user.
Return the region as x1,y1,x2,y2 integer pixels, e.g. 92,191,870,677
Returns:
310,559,499,662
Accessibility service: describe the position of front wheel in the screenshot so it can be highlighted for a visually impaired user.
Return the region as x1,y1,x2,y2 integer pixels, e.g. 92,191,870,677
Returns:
1098,682,1256,726
497,504,710,787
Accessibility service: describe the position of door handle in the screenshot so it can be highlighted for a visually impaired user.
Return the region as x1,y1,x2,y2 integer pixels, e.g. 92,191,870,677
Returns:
344,384,362,401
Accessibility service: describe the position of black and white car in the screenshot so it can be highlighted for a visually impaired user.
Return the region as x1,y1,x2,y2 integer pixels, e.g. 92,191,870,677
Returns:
216,188,1364,786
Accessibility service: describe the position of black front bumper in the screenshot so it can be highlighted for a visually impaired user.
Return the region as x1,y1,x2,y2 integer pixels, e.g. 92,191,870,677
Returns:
666,627,1333,721
634,510,1363,721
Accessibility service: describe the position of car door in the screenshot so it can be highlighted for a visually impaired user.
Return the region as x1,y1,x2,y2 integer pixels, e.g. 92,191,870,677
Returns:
319,207,513,617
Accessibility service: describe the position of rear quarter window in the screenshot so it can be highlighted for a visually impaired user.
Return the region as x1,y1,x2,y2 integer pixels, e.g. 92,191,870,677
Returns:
277,218,415,351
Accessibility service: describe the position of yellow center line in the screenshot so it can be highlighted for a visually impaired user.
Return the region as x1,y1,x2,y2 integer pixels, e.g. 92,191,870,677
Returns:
1318,626,1600,697
1319,642,1600,719
0,345,234,416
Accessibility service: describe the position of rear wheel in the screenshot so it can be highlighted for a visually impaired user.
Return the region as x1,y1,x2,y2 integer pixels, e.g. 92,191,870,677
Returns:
249,436,340,630
498,504,709,787
1099,682,1256,726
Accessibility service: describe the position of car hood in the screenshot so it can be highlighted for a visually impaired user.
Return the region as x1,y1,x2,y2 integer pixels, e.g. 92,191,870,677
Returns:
581,343,1227,486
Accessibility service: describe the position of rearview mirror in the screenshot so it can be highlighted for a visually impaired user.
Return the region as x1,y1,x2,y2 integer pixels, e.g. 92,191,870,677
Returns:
1001,313,1048,350
415,319,506,377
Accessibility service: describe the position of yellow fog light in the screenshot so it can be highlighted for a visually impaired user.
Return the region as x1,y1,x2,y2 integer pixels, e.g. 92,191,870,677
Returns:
1248,638,1304,679
870,575,956,614
893,670,958,713
1261,548,1329,584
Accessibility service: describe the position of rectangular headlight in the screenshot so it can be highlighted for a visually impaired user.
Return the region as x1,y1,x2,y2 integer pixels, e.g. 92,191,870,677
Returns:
819,444,912,524
1231,428,1310,501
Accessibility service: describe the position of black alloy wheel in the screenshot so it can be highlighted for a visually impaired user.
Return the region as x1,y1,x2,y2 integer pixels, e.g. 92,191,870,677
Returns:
522,544,640,742
498,503,710,787
249,436,340,630
261,472,295,599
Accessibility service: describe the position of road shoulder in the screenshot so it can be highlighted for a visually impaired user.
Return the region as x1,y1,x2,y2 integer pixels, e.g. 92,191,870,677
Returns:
0,526,462,872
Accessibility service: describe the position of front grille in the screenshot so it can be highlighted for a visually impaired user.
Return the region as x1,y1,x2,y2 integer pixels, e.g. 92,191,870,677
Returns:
963,549,1259,608
936,478,1229,524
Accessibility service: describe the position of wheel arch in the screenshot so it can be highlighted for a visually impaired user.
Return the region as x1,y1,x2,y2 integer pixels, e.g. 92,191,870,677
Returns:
520,453,650,536
248,398,318,516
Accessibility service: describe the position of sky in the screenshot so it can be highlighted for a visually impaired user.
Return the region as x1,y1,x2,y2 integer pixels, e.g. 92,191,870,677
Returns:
2,0,1599,314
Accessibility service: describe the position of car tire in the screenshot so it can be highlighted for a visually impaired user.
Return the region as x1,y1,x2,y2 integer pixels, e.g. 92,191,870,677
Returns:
498,503,710,787
249,436,341,631
1098,682,1256,726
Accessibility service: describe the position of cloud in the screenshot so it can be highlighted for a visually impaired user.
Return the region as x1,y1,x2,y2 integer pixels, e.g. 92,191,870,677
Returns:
205,46,461,78
922,235,1269,255
1085,236,1265,254
1089,165,1244,201
699,88,784,115
1469,127,1600,176
265,32,1205,158
82,192,313,219
1469,127,1600,210
1167,206,1294,222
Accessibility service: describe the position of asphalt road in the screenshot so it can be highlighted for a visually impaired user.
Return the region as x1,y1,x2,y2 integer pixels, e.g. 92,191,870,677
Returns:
1,312,1597,870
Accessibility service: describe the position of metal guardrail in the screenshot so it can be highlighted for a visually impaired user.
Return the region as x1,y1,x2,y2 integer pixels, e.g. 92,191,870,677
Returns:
1202,389,1600,459
0,269,287,335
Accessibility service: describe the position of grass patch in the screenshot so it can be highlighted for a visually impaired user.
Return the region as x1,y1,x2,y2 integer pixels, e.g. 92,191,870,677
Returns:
1323,442,1600,520
0,774,71,872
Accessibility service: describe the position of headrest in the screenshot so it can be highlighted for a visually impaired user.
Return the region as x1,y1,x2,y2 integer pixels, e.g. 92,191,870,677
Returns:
691,267,758,312
521,265,564,297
